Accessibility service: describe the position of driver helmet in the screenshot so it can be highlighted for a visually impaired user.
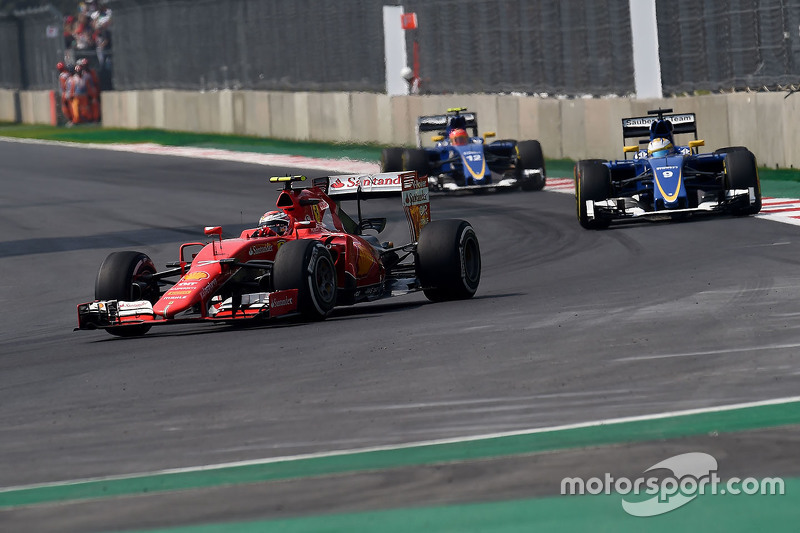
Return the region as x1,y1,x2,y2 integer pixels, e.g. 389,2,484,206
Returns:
449,128,469,146
258,210,290,235
647,137,674,158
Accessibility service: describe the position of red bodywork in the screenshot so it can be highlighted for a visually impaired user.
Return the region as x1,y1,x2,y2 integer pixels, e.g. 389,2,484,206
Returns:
77,183,391,329
158,185,383,319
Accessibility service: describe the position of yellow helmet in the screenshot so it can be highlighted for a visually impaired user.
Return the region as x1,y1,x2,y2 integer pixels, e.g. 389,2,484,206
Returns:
647,137,674,157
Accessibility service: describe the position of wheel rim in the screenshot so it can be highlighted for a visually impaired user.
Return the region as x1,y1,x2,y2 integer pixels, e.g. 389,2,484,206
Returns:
131,262,158,303
314,256,336,305
462,235,480,286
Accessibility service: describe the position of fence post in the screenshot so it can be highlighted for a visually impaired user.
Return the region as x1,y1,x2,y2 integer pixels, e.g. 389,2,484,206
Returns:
383,5,408,96
629,0,662,99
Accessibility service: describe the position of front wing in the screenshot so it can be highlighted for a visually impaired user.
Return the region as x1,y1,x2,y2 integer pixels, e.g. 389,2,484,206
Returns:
76,289,300,331
583,188,758,223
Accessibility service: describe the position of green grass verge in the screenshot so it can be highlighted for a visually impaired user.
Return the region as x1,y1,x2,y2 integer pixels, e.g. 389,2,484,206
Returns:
117,481,800,533
2,400,798,508
0,123,384,162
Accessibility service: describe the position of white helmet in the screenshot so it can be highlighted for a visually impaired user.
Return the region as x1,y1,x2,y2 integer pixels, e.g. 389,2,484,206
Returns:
258,210,290,235
647,137,674,158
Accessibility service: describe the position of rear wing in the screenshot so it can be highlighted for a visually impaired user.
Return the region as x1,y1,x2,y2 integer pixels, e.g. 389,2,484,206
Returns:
621,112,697,146
323,172,408,197
322,171,430,241
416,110,478,146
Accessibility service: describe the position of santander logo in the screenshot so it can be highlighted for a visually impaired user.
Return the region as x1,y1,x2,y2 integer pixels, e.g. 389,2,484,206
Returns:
331,178,345,189
270,296,294,308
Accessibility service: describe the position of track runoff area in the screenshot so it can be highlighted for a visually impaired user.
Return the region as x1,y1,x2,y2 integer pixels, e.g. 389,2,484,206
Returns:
1,139,798,531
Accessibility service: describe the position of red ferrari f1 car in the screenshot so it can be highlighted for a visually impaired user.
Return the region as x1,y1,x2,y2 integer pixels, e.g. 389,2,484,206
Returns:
77,172,481,336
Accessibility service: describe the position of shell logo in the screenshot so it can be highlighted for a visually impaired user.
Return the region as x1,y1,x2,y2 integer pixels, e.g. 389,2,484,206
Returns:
183,271,209,281
165,289,193,296
311,204,322,222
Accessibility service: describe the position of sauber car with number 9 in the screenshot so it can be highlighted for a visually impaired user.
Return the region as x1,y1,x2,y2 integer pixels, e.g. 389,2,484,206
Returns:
381,107,546,192
76,172,481,337
575,108,761,229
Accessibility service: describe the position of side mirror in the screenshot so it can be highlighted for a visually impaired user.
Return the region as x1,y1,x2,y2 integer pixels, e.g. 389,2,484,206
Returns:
623,145,639,153
483,131,496,139
688,139,705,153
358,217,387,234
431,135,444,142
204,226,223,252
178,243,205,274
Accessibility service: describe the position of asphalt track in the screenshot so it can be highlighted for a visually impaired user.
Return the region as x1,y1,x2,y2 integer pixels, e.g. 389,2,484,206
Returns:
1,139,799,531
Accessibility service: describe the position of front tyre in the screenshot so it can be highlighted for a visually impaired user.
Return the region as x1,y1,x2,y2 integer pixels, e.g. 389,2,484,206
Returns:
724,149,761,215
402,148,430,178
416,220,481,302
272,240,337,320
517,140,546,191
715,146,748,155
381,147,404,172
575,159,612,229
95,251,159,337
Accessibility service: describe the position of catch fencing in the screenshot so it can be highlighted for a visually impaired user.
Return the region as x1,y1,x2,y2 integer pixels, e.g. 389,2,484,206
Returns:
3,0,800,97
109,0,635,96
0,6,62,90
657,0,800,94
0,14,22,89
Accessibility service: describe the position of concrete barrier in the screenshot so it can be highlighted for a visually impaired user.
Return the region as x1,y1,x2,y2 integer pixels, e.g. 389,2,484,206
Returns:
7,88,800,169
753,92,787,170
18,90,53,125
0,89,20,122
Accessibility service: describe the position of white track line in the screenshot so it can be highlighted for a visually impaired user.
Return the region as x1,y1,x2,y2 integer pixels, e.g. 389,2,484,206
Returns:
2,395,799,493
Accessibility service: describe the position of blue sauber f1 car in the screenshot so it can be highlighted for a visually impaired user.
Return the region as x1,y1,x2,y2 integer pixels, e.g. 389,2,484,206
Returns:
574,108,761,229
381,107,546,192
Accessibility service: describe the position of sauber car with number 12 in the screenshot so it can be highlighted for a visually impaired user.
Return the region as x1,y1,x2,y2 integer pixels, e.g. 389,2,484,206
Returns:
574,108,761,229
76,172,481,337
381,107,546,192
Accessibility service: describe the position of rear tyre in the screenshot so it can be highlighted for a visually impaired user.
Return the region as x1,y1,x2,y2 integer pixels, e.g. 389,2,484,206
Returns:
380,147,404,172
95,251,159,337
724,149,761,215
272,240,337,320
575,160,612,229
416,220,481,302
517,140,546,191
402,148,430,178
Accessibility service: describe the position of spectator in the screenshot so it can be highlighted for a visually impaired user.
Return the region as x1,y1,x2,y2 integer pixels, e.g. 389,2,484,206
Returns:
68,63,95,124
72,11,93,50
90,1,112,65
77,57,101,122
63,15,75,49
56,62,74,124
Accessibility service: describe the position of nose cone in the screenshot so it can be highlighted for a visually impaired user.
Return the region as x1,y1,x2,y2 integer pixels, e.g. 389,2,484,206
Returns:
458,145,487,181
153,269,215,319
